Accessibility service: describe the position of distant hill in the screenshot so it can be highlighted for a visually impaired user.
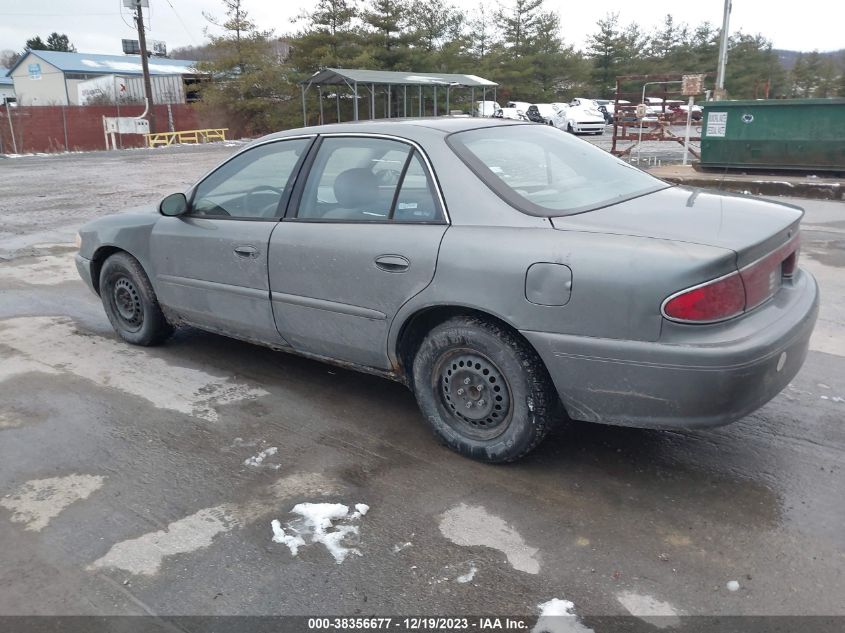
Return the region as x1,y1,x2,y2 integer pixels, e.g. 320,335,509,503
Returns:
774,48,845,71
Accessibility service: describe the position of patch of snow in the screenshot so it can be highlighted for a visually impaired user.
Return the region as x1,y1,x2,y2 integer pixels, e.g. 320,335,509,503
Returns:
616,591,682,629
832,396,844,403
0,251,78,285
534,599,594,633
0,316,268,422
393,542,413,553
1,474,105,531
0,411,22,429
439,503,540,574
271,519,306,555
271,502,369,564
821,395,829,400
89,503,241,576
727,580,740,592
244,446,279,469
456,564,477,583
0,355,60,383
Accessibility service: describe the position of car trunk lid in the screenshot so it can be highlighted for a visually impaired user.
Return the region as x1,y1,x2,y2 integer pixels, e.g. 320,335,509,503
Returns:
550,186,802,268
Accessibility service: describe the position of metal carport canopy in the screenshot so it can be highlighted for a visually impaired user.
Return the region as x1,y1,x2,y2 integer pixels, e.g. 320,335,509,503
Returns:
300,68,498,123
303,68,497,88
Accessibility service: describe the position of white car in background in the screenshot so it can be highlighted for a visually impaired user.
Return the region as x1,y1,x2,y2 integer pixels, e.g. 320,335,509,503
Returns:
473,100,501,117
553,102,606,134
507,100,532,113
492,107,528,121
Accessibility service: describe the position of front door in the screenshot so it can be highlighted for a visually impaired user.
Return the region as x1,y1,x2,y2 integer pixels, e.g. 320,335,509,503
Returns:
269,135,448,369
150,137,313,344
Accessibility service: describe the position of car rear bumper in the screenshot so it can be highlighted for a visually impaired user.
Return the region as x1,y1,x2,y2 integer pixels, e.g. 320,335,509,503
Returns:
75,253,97,295
521,269,819,429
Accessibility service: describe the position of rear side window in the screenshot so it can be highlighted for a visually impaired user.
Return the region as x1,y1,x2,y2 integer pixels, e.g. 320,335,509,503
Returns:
447,124,667,216
295,136,443,223
393,153,440,223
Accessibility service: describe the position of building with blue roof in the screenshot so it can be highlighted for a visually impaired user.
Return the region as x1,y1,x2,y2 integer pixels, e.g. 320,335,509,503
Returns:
0,75,14,104
7,50,199,106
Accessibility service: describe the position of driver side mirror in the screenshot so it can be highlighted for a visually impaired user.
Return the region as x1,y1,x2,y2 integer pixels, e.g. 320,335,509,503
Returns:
159,192,188,217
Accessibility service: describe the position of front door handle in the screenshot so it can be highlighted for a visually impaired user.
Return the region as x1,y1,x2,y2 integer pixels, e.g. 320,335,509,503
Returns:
374,254,410,273
234,245,259,258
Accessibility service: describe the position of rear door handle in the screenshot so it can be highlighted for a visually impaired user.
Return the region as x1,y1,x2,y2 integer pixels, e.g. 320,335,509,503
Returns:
234,245,259,258
374,255,410,273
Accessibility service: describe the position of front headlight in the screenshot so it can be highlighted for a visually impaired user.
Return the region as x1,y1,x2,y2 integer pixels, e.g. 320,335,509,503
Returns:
74,232,82,249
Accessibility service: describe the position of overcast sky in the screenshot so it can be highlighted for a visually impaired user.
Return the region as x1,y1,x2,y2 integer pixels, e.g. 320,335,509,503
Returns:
1,0,842,58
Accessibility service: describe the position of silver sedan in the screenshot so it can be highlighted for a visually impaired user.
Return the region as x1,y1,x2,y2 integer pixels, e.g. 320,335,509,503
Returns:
75,119,819,462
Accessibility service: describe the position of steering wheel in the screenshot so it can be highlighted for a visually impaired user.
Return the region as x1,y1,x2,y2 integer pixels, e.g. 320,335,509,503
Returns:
245,185,284,216
376,169,402,186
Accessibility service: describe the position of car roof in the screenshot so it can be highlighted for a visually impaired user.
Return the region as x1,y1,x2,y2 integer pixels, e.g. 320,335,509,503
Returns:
259,117,528,143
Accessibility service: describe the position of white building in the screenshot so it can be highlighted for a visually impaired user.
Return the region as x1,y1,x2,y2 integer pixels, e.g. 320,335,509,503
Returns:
6,50,199,106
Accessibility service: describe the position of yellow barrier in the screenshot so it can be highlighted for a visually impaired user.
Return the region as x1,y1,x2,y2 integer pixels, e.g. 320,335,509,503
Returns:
145,128,229,147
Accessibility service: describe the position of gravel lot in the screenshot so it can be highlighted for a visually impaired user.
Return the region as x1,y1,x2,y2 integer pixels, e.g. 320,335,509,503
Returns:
1,143,843,626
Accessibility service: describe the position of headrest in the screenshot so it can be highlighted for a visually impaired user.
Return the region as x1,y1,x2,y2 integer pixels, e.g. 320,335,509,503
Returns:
333,168,379,209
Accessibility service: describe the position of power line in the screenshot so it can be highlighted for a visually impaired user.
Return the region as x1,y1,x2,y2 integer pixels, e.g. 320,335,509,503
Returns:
161,0,200,47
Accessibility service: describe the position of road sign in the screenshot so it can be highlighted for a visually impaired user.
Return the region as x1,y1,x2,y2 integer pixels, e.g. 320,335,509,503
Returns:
682,74,705,96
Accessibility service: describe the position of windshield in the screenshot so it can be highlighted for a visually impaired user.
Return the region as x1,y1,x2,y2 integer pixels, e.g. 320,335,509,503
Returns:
447,124,668,217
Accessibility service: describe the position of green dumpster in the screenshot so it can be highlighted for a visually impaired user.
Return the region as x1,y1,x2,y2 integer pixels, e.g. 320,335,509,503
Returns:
700,98,845,171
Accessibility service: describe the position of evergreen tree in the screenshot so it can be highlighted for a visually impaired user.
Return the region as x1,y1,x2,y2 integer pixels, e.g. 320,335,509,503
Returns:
197,0,296,135
838,53,845,97
649,15,687,60
586,13,639,98
290,0,360,70
467,8,495,64
361,0,410,69
815,59,838,97
24,35,47,51
45,33,76,52
497,0,544,57
408,0,464,54
725,33,786,98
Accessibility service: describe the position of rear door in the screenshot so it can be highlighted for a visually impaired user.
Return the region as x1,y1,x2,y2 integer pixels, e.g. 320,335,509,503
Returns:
150,136,312,344
268,134,448,369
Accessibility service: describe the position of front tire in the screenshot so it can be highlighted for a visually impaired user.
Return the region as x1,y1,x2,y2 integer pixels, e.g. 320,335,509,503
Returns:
99,252,173,346
411,317,556,463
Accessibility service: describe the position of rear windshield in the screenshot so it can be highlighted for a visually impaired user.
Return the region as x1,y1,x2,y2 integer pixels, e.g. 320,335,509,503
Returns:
447,124,668,217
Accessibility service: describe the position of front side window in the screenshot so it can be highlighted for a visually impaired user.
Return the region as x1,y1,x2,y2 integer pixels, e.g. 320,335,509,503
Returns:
191,138,310,219
296,137,442,223
447,124,668,216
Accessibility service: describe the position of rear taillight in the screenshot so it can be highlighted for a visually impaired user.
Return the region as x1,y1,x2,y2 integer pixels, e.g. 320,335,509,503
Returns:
740,233,800,311
662,272,746,323
663,233,801,324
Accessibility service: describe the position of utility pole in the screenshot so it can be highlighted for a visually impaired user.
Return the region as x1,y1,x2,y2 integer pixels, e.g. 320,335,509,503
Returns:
134,0,156,132
714,0,732,100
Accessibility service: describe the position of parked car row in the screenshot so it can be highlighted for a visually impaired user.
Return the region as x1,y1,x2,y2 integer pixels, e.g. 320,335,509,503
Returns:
473,96,703,131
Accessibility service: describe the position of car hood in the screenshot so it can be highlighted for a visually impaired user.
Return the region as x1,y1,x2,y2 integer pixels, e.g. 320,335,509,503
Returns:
550,186,803,267
568,107,604,121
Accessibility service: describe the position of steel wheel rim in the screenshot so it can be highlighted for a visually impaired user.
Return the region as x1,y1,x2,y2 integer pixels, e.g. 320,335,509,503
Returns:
111,276,144,332
434,349,513,441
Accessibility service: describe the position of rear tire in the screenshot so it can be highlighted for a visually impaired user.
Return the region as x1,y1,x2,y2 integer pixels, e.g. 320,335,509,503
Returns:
411,317,556,463
99,252,173,346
